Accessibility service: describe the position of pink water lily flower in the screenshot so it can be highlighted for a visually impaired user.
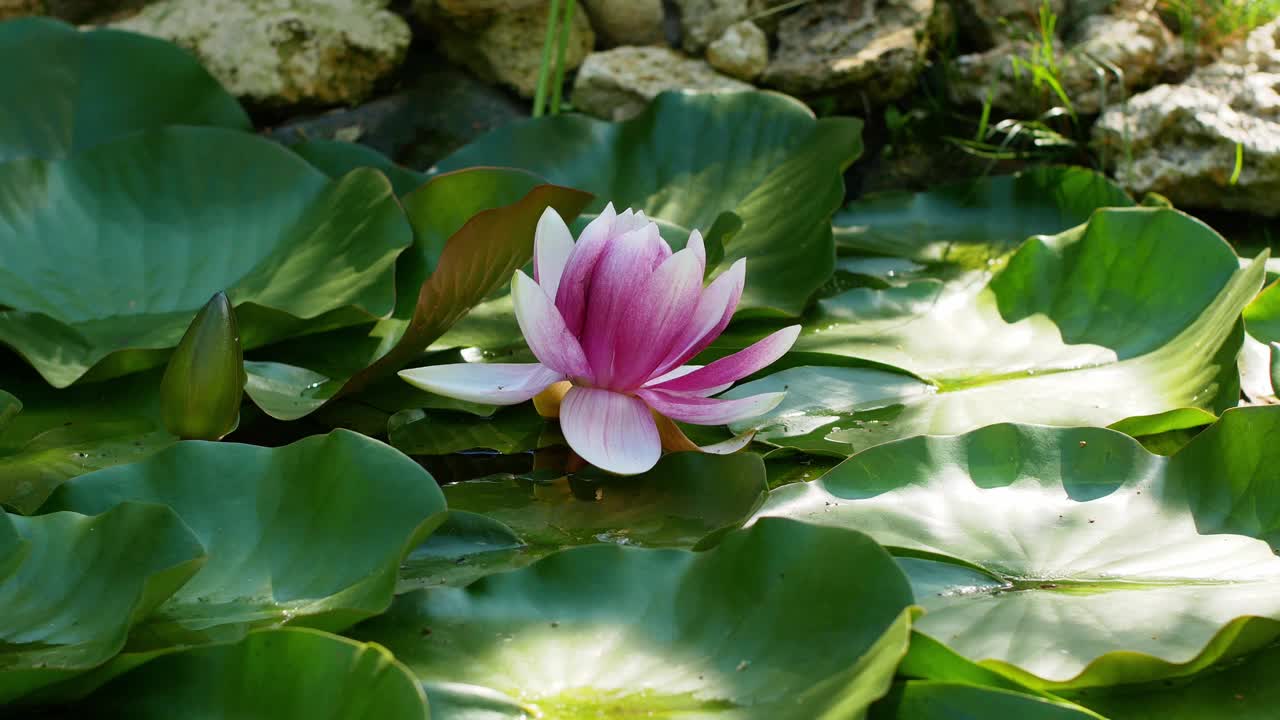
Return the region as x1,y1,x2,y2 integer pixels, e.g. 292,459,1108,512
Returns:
399,204,799,475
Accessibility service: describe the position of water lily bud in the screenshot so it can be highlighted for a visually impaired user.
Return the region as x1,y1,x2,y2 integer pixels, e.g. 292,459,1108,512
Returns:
161,292,245,440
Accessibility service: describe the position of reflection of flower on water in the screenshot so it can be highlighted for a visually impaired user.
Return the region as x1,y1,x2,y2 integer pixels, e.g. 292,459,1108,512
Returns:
401,204,798,474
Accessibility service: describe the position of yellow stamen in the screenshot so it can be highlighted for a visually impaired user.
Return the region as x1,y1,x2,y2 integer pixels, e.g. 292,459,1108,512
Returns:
533,380,572,418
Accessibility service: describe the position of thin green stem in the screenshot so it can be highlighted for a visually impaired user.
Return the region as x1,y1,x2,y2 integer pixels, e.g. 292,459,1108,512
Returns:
532,0,564,117
550,0,576,115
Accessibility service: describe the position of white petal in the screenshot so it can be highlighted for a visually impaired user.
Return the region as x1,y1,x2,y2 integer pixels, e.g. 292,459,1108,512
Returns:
533,207,575,300
398,363,563,405
559,387,661,474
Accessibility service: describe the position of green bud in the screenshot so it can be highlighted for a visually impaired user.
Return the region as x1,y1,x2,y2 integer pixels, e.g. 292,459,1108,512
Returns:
161,292,245,440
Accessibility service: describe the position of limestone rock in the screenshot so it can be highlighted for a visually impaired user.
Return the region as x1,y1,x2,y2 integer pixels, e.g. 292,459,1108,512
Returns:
949,8,1181,116
1093,19,1280,216
113,0,410,107
581,0,665,47
571,45,753,121
950,0,1063,48
673,0,788,52
706,19,767,80
423,1,594,98
0,0,42,20
761,0,934,104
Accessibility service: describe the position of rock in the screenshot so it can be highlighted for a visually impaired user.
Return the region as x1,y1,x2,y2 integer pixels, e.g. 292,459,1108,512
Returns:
581,0,665,47
266,62,527,169
1093,19,1280,216
571,45,753,121
1,0,153,22
672,0,788,52
429,0,543,14
421,1,594,98
706,19,768,81
761,0,934,104
113,0,410,108
0,0,42,20
948,8,1181,116
950,0,1063,48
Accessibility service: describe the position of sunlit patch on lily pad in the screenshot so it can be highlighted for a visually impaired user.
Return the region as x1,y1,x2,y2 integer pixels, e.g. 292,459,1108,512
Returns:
751,409,1280,689
356,518,916,719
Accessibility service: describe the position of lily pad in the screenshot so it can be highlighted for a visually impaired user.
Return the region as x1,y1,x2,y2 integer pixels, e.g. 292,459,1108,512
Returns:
398,452,770,591
0,18,249,162
0,502,205,703
872,682,1103,719
70,627,427,719
289,139,426,197
355,518,915,719
42,431,447,645
729,208,1264,454
835,166,1132,271
241,168,592,420
0,126,412,388
0,365,176,514
437,91,862,317
388,403,549,456
751,410,1280,688
1068,644,1280,719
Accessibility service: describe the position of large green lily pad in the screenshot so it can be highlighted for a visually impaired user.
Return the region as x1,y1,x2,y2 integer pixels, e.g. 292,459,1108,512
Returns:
437,91,861,317
1068,644,1280,719
43,431,447,645
751,409,1280,688
728,208,1264,454
399,452,769,592
834,166,1132,271
0,503,205,703
0,365,175,514
356,518,915,719
871,682,1103,719
0,126,412,388
0,18,249,162
71,627,428,719
242,168,592,420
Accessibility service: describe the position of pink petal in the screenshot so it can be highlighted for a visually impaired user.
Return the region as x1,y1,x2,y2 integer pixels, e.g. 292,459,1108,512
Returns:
647,325,800,394
638,388,786,425
533,207,575,300
642,365,733,397
511,270,593,379
609,246,705,389
560,387,661,474
555,203,617,334
580,225,666,385
398,363,563,405
648,259,746,380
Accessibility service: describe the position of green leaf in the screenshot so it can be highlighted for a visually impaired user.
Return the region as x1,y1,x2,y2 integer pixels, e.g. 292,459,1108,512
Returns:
0,389,19,432
355,518,915,719
835,166,1132,271
872,682,1104,719
388,403,548,456
242,169,592,420
1068,643,1280,719
750,413,1280,689
0,126,411,388
0,366,176,514
0,503,205,703
398,452,770,591
398,510,528,592
289,139,426,197
729,208,1265,454
0,18,249,162
42,431,447,645
437,91,862,316
69,627,428,719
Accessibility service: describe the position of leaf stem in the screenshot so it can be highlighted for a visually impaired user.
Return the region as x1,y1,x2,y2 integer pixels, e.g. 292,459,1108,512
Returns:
532,0,564,118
